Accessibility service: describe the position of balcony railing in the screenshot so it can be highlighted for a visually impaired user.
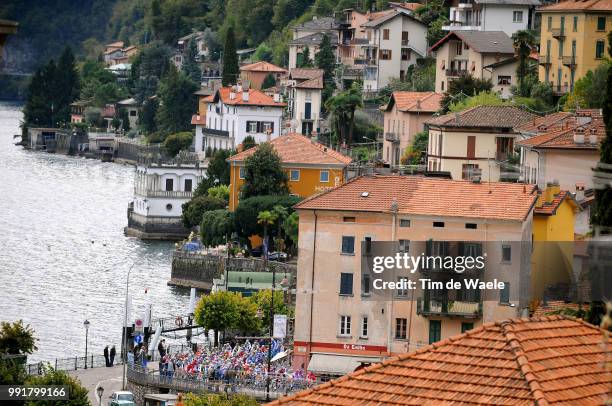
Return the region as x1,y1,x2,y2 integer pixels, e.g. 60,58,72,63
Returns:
401,40,409,47
301,113,317,121
144,190,194,198
562,56,577,67
384,132,399,143
417,297,483,318
538,55,552,65
552,84,569,95
551,28,565,38
445,69,468,77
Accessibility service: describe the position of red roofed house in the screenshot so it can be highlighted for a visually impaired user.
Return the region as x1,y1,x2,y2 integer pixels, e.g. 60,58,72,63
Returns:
382,91,443,166
271,315,611,405
239,61,288,90
517,109,604,197
227,133,352,211
197,85,286,154
290,174,540,376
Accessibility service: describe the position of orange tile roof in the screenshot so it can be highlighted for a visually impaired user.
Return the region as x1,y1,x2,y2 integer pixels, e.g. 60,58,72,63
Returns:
295,76,324,89
514,111,574,134
214,87,287,107
202,94,215,102
517,116,605,150
295,175,538,221
239,61,287,73
538,0,612,12
392,2,422,11
534,190,579,215
269,316,611,406
427,105,537,129
191,114,206,125
532,301,591,317
385,91,443,113
228,133,352,166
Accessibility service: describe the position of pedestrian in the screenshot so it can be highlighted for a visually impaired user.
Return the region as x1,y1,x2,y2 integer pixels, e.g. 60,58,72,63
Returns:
139,346,147,369
158,339,166,359
104,345,110,367
110,345,116,366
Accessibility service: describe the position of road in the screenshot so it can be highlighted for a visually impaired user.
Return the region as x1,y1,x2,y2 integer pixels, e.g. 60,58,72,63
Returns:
69,365,124,405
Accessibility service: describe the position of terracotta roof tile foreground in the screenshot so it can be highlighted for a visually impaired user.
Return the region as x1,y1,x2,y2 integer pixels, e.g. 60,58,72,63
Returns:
295,175,538,221
269,316,611,406
386,91,443,113
517,112,605,150
534,190,579,215
532,301,591,317
427,105,538,129
228,134,352,166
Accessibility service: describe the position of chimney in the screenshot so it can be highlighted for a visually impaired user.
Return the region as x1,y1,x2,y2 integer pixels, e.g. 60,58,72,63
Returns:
575,183,585,202
273,93,280,103
229,91,236,100
454,112,460,125
544,181,560,203
242,91,249,102
416,99,422,110
573,127,584,144
588,128,598,145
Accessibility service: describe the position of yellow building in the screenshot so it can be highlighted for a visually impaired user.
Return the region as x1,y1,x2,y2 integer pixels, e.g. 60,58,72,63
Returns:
531,183,580,301
537,0,612,95
227,133,352,211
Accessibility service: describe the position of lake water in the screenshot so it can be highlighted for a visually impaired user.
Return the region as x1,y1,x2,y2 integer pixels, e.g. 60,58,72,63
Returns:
0,102,192,362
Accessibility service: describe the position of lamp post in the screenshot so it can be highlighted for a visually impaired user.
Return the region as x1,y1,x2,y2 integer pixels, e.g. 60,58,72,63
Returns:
122,263,136,390
83,319,90,369
265,261,276,402
96,385,104,406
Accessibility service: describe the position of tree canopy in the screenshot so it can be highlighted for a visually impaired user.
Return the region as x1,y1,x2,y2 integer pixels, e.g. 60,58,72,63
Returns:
222,27,239,86
241,143,289,198
156,65,198,135
25,368,89,406
182,195,227,229
233,195,301,242
325,82,364,145
164,132,194,157
0,320,38,355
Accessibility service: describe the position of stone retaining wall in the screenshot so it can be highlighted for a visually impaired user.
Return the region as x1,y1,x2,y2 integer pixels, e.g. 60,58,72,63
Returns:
169,252,296,290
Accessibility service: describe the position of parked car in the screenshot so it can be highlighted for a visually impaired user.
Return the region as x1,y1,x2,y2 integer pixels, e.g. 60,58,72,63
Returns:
109,391,135,406
251,245,264,257
268,252,287,261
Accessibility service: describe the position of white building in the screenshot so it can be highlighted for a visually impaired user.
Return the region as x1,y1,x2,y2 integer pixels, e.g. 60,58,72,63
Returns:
285,68,324,135
443,0,540,36
117,98,139,130
197,86,286,152
358,9,428,91
126,161,205,240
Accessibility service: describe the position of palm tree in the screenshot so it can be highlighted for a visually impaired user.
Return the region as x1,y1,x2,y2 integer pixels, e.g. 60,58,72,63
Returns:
257,210,278,256
512,30,536,97
324,82,364,146
271,205,289,252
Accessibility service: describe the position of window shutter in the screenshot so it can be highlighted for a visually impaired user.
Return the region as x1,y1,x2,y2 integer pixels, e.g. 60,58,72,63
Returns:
246,121,251,132
257,121,262,133
270,121,274,132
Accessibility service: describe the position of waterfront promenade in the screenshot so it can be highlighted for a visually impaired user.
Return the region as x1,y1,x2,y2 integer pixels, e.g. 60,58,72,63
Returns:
70,365,124,405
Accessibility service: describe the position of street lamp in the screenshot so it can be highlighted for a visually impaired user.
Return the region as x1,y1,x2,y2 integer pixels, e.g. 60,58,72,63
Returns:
122,262,136,390
96,386,104,405
83,319,90,369
265,260,277,402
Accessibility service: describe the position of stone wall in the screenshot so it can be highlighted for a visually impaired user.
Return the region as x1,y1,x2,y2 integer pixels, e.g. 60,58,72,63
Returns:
169,252,297,290
125,209,190,240
115,138,164,164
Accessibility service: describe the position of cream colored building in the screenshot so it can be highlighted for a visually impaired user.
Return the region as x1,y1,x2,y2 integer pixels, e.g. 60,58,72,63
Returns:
517,109,604,194
430,31,516,95
426,105,537,181
285,68,324,135
382,91,444,166
292,175,537,376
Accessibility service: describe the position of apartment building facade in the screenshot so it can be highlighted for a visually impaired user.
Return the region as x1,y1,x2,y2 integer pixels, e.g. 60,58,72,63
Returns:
382,91,443,166
199,86,286,153
426,105,537,181
285,68,324,136
239,61,287,90
431,31,517,95
292,175,537,376
537,0,612,95
288,16,340,69
443,0,540,36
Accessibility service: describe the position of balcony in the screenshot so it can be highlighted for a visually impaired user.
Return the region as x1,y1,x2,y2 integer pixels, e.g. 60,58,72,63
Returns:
538,55,552,65
551,28,566,39
384,132,399,143
445,69,468,77
145,190,194,199
458,0,474,7
417,297,483,318
562,56,577,68
442,22,482,31
301,113,317,122
401,40,409,47
552,84,569,95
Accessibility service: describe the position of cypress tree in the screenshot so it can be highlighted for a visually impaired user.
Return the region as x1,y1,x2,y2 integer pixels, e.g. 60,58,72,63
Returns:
315,34,335,87
222,27,239,86
182,38,202,83
56,46,81,123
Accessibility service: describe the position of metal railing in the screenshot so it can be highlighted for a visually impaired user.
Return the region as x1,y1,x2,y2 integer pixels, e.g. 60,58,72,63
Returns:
417,297,483,318
551,27,565,38
445,69,467,77
538,55,551,65
562,56,576,66
127,367,316,400
26,355,124,375
384,132,399,143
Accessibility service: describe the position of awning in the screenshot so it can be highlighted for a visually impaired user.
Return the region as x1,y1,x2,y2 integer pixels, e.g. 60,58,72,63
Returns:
307,353,381,375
